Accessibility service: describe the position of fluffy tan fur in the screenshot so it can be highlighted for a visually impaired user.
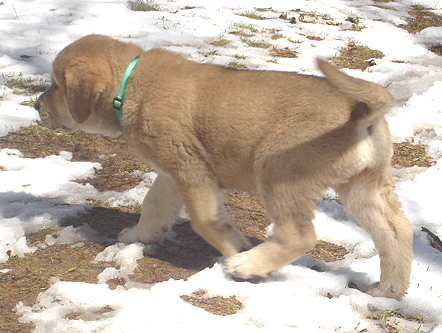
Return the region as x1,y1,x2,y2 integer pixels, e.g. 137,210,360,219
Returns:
36,35,413,299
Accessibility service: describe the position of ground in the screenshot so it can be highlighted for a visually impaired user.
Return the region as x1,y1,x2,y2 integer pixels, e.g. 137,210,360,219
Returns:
0,123,434,333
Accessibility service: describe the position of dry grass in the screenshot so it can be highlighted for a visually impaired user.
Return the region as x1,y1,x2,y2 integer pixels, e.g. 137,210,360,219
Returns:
229,23,259,37
0,237,112,333
1,74,50,107
392,142,435,168
127,0,161,12
237,11,267,20
3,75,49,96
366,309,426,333
240,37,272,49
306,35,324,41
0,125,152,192
208,37,232,47
269,47,298,58
228,61,248,69
181,290,242,316
399,5,442,34
331,41,384,70
429,44,442,56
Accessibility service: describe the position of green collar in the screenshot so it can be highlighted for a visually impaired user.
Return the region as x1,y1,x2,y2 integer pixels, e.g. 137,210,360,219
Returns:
113,57,140,129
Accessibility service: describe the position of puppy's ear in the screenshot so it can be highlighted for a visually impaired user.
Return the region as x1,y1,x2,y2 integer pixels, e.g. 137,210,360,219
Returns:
64,65,110,123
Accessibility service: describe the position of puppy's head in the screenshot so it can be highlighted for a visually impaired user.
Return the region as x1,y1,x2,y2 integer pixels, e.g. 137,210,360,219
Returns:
36,34,142,136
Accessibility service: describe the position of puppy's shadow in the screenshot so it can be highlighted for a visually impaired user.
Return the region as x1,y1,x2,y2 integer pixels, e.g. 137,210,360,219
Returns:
61,205,240,272
60,205,139,239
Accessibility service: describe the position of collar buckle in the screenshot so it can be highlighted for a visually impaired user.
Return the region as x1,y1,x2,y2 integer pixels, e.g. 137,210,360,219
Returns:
114,57,140,130
113,97,123,110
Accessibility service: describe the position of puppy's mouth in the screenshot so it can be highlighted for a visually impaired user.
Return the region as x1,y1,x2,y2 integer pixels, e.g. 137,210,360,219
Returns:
39,120,73,133
58,125,75,133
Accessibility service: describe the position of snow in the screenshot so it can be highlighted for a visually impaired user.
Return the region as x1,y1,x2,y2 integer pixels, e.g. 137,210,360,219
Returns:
1,0,442,332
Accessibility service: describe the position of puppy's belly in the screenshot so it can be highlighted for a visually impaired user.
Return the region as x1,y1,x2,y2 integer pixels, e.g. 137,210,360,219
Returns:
214,164,257,192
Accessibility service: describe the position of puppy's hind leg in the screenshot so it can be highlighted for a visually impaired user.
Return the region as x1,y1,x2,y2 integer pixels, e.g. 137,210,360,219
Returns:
118,172,183,244
336,168,413,300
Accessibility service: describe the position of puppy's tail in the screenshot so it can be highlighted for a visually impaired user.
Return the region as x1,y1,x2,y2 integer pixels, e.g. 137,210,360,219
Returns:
317,58,393,124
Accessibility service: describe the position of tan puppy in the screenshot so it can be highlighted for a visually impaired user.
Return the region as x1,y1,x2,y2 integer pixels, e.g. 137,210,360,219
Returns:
36,34,413,300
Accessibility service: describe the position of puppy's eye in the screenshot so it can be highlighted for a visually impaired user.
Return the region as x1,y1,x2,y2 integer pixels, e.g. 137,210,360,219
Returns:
50,77,59,90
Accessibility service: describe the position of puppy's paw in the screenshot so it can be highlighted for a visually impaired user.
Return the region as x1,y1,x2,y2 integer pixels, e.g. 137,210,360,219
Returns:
366,282,405,300
224,252,269,280
118,225,166,244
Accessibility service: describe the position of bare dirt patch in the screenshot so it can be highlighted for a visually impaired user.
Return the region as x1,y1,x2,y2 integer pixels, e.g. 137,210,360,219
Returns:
399,5,442,34
0,125,153,192
0,238,111,333
269,47,299,58
181,289,243,316
392,142,435,168
331,41,384,70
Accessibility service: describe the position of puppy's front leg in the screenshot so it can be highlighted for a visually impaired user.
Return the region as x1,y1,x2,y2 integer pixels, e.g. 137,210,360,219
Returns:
118,173,183,244
179,179,251,257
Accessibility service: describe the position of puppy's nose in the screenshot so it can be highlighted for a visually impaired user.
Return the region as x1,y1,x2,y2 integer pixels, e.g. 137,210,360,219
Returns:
34,99,41,111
